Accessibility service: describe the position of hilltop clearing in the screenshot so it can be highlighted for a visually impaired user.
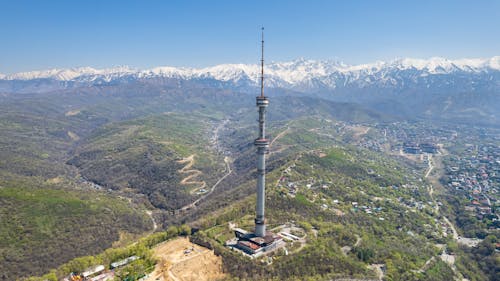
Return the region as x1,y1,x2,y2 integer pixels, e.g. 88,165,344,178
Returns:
144,237,224,281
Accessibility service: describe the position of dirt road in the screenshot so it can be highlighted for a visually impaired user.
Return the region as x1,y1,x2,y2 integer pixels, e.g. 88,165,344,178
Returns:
177,155,206,192
424,155,434,178
270,126,290,147
179,156,232,211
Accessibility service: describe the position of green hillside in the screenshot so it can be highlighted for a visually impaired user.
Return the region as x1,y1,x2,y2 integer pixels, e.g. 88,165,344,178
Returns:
0,184,151,280
193,131,452,280
68,113,226,210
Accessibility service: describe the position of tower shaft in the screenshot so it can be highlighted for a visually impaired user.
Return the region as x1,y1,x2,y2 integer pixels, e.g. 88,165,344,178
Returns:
254,27,269,238
255,98,269,237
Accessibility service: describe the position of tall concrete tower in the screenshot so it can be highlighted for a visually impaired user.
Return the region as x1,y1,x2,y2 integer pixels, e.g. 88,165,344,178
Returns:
254,27,269,237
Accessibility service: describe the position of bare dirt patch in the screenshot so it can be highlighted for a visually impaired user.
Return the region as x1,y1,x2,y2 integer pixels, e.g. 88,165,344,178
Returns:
144,237,224,281
46,177,64,184
348,125,370,139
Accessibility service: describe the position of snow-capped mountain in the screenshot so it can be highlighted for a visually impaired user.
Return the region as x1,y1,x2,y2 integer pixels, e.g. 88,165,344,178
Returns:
1,56,499,125
2,56,499,92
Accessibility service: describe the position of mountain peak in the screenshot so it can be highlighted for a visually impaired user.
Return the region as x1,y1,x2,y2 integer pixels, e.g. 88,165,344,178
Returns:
1,56,499,94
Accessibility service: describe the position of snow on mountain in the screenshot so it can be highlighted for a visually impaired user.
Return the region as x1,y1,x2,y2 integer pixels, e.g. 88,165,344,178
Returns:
387,57,500,73
5,66,137,81
1,56,499,93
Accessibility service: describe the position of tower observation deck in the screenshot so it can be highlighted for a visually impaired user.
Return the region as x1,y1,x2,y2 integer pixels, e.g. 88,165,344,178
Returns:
254,27,269,238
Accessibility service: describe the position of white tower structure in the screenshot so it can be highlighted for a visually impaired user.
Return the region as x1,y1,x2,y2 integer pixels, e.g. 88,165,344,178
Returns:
254,27,269,237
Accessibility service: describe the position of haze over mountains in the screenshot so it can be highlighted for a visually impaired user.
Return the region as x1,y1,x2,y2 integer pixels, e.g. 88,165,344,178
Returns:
1,56,499,126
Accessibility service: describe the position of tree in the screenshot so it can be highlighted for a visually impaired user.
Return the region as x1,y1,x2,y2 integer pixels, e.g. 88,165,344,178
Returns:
179,224,191,236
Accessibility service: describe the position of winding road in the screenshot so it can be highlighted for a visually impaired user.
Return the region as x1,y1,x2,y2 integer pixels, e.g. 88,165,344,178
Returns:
422,149,471,280
177,155,207,192
174,118,233,212
178,156,232,211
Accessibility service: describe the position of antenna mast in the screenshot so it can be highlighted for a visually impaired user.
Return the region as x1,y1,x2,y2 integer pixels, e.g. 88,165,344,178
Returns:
260,27,264,97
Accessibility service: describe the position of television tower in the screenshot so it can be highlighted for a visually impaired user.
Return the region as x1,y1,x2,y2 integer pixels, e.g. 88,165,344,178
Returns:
254,27,269,237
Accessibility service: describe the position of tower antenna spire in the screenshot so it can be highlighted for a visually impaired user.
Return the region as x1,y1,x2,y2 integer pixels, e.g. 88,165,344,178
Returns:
260,27,264,97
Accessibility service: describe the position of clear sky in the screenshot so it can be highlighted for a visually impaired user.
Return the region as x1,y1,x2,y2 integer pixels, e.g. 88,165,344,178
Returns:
1,0,499,74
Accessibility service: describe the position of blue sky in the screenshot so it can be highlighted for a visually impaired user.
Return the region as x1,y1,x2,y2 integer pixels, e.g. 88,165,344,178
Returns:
1,0,499,73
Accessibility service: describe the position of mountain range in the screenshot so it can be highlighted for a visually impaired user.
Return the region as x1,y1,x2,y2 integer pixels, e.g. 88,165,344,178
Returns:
1,56,499,125
1,56,499,90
